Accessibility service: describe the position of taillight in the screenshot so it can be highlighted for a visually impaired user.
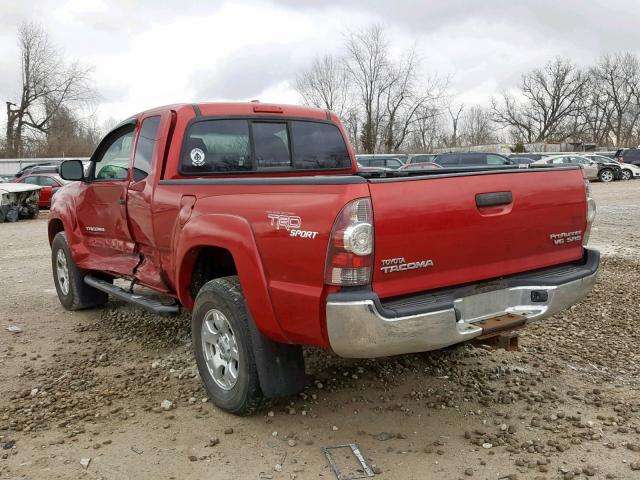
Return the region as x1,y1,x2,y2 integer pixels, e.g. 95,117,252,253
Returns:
325,198,374,286
583,179,596,245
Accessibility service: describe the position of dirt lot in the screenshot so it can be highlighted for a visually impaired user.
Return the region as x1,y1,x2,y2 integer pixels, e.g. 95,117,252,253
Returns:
1,181,639,480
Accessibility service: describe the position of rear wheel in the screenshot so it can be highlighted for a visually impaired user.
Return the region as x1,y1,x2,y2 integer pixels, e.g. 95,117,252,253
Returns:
192,277,263,415
51,232,108,310
598,168,614,183
621,169,632,181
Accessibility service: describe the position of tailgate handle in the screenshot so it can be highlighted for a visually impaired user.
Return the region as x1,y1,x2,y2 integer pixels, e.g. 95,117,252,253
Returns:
476,191,512,208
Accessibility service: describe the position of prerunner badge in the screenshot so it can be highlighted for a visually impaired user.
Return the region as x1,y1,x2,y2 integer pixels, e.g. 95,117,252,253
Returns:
190,148,205,166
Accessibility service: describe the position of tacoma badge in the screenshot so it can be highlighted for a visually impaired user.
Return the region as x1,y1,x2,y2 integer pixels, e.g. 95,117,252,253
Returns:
380,257,434,273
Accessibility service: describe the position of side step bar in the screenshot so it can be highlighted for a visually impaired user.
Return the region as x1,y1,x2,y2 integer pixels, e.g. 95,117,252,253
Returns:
84,276,180,316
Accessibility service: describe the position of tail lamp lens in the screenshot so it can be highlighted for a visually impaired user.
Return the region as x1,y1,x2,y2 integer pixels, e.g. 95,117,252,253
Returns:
583,179,596,245
325,198,374,286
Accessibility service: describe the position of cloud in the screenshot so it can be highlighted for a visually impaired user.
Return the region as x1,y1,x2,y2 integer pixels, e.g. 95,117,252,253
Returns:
191,45,303,100
1,0,639,126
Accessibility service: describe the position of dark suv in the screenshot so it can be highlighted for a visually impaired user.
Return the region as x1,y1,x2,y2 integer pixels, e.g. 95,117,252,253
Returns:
614,148,640,166
434,152,513,167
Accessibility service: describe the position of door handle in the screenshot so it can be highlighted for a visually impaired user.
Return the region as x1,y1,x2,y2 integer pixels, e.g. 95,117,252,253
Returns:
118,198,126,205
476,191,513,208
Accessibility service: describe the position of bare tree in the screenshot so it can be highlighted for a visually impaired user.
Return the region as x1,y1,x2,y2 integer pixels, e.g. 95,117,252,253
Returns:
295,54,351,118
594,52,640,146
492,58,588,142
5,22,95,157
460,105,494,146
381,48,446,152
447,103,464,147
344,25,392,153
409,105,444,152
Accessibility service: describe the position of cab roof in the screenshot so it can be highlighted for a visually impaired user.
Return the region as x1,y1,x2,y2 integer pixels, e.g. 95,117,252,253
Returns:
141,102,333,121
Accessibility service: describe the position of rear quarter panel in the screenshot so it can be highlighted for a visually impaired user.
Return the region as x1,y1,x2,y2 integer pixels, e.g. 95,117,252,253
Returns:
165,183,369,346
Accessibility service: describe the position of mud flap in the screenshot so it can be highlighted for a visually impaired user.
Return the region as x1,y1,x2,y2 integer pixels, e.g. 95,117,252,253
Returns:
247,314,307,398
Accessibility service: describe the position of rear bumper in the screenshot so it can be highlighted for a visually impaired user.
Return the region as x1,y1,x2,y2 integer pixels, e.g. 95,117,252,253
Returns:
326,249,599,358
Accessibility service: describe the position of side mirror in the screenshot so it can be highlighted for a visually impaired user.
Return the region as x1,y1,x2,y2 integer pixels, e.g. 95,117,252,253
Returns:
59,160,85,181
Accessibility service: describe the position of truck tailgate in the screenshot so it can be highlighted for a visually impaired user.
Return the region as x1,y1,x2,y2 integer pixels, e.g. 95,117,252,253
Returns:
369,169,587,299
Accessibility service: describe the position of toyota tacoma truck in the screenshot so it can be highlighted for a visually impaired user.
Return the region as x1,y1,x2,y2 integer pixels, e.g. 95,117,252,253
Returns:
49,102,599,415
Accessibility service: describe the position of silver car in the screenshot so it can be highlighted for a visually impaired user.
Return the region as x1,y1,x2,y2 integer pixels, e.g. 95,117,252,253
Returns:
532,155,598,180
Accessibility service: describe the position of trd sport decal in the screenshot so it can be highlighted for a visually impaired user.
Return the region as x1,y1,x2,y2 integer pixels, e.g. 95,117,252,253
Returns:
267,212,319,239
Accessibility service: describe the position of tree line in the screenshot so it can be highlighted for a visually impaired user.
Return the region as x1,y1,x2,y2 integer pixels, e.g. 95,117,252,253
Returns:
296,25,640,153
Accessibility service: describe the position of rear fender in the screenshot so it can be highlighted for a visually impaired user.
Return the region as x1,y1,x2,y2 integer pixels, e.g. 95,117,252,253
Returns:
175,213,288,343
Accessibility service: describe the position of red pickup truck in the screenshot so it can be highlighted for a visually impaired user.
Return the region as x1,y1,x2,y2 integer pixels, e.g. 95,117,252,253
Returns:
49,102,599,415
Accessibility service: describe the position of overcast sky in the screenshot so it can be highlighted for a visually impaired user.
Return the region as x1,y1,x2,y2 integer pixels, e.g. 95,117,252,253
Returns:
1,0,639,126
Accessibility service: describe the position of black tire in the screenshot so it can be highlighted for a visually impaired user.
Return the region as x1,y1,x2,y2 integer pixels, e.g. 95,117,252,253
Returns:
51,232,108,310
622,169,632,181
28,205,39,219
598,168,614,183
192,276,263,415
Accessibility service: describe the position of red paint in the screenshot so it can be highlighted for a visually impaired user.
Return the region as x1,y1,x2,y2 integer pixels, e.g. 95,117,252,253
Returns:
49,102,588,350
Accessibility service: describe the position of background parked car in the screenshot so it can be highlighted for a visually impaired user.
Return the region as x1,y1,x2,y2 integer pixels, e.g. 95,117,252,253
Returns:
532,154,614,181
14,173,69,208
616,162,640,180
13,163,60,179
614,148,640,166
583,154,633,180
356,154,405,169
433,152,513,167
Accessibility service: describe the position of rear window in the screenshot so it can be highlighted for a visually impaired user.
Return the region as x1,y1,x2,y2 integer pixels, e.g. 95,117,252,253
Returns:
181,119,351,174
625,149,640,159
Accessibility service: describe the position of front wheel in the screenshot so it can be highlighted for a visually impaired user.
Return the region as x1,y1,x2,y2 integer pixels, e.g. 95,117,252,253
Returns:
192,277,263,415
622,169,632,181
51,232,108,310
598,168,614,183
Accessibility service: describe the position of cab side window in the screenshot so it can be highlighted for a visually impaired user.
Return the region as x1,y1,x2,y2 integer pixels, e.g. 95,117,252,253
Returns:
94,128,135,181
132,116,161,181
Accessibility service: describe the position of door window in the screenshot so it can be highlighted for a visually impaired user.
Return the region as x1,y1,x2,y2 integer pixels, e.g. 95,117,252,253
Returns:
132,116,161,181
487,154,509,165
94,129,135,181
23,176,39,185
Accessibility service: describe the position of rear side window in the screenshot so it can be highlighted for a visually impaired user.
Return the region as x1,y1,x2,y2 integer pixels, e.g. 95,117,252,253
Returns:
626,149,640,159
180,119,351,174
133,116,161,181
182,120,251,173
458,154,484,165
436,154,459,165
290,121,350,169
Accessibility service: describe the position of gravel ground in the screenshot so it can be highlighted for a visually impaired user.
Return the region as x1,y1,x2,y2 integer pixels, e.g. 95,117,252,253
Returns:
0,180,639,480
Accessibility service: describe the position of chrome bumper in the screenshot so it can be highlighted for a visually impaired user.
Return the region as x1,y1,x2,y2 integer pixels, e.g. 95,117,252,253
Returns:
326,254,599,358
